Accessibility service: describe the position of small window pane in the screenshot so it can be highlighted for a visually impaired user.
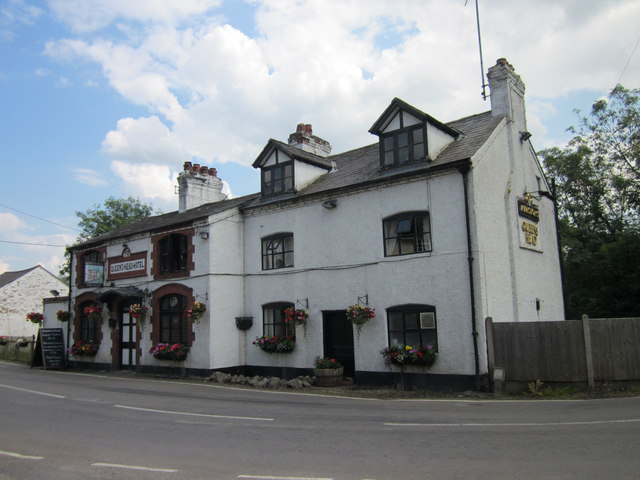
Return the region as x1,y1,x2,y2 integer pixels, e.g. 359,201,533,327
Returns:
396,218,413,234
405,332,420,347
405,313,419,330
398,146,410,163
390,332,404,345
389,312,403,331
398,132,409,147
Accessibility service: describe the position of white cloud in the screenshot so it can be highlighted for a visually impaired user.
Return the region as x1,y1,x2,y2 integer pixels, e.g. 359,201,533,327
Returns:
70,167,109,186
41,0,640,203
0,0,43,42
0,258,10,274
0,212,29,232
110,160,178,205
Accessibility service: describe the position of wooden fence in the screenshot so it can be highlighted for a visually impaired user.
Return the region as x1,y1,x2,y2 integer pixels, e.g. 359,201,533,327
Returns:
485,316,640,391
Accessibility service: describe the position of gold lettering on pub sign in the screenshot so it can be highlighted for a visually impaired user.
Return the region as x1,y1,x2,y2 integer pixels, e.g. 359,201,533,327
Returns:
521,220,539,246
518,199,539,221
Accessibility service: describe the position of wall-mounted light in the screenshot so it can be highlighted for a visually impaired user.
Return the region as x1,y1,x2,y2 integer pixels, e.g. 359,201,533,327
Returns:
322,199,337,209
122,243,131,257
196,228,209,239
520,131,532,142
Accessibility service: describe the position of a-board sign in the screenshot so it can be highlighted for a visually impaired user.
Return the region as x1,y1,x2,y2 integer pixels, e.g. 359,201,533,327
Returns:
32,328,66,370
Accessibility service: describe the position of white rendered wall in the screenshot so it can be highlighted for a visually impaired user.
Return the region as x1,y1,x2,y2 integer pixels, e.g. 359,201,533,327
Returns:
0,267,67,337
243,172,478,376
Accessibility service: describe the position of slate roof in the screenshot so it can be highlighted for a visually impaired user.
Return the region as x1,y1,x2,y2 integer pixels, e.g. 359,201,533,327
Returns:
73,194,260,249
243,110,505,207
0,266,39,289
72,109,505,248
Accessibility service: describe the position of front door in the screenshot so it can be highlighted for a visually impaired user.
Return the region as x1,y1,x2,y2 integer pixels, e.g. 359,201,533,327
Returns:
322,311,355,377
120,306,137,369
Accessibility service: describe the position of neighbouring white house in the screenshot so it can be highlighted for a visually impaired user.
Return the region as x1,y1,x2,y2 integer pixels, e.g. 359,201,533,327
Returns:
0,266,68,337
66,59,564,389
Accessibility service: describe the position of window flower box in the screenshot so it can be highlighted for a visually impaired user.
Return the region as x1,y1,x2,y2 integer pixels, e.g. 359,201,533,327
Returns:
70,341,99,356
253,335,295,353
380,344,437,368
149,343,189,361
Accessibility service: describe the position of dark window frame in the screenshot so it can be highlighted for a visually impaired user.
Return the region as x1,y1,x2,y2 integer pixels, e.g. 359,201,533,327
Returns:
79,301,99,343
159,233,188,274
262,302,295,337
261,151,294,197
159,294,188,344
383,211,432,257
261,233,294,270
386,304,437,349
380,122,427,169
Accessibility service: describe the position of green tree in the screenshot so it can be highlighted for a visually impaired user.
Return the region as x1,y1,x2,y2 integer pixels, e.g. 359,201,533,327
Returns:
540,85,640,318
59,196,156,281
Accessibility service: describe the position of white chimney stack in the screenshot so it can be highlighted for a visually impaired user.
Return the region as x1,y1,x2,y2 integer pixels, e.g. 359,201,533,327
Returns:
487,58,527,132
177,162,224,212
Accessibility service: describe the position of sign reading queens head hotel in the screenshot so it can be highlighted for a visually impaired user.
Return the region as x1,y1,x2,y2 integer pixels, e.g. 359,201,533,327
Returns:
517,196,542,252
107,251,147,280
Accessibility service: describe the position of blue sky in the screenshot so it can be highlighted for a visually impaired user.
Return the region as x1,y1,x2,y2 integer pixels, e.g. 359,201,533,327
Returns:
1,0,639,276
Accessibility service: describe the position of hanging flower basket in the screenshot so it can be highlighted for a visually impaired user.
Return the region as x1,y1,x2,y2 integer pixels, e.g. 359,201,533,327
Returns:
83,305,102,322
25,312,44,324
149,343,189,361
346,304,375,342
129,303,148,320
70,341,99,357
184,302,206,324
284,307,308,327
380,344,437,368
253,335,295,353
56,310,71,322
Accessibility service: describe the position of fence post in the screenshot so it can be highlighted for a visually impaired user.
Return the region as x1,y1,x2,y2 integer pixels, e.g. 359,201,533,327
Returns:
582,314,595,389
485,317,502,393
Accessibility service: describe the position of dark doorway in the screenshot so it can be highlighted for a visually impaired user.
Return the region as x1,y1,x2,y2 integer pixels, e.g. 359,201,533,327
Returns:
322,310,355,377
119,303,137,370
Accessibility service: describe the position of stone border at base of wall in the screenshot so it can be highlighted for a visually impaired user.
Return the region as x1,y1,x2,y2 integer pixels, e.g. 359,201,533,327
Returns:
205,371,315,389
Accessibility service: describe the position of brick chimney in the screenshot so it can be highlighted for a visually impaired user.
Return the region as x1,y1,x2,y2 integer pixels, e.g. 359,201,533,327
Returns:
487,58,527,131
177,161,224,212
288,123,331,157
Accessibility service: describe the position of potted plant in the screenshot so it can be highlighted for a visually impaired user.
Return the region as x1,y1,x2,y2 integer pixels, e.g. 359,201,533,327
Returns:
184,301,206,324
69,340,99,356
253,335,296,353
83,305,102,322
25,312,44,324
149,343,189,361
284,307,308,335
313,357,344,387
380,344,437,368
129,303,148,320
346,304,375,341
15,338,29,348
56,310,71,322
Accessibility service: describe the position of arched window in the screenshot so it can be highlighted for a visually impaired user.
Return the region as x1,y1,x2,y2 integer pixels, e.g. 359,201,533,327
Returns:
383,212,432,256
159,234,188,274
262,302,295,337
159,294,188,344
79,301,100,343
387,304,437,349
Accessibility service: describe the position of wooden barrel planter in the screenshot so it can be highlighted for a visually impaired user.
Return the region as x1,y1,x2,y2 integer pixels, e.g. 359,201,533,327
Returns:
314,367,344,387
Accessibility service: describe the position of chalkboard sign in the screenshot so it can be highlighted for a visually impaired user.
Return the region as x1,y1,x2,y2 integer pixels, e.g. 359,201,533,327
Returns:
32,328,66,369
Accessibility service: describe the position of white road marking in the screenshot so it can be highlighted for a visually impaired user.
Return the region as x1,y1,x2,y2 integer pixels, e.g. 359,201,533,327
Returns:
237,476,333,480
114,404,273,422
0,383,65,398
0,450,44,460
385,418,640,427
92,462,177,472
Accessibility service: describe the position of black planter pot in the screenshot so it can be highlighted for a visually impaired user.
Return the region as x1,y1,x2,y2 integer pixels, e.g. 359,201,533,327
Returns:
235,317,253,330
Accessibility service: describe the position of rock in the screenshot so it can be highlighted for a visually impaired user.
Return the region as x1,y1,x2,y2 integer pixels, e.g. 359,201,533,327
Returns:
288,378,303,389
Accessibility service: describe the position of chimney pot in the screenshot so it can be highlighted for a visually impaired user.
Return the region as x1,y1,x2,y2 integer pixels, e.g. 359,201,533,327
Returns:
304,124,313,135
184,161,192,171
201,166,209,175
210,168,217,177
193,163,201,173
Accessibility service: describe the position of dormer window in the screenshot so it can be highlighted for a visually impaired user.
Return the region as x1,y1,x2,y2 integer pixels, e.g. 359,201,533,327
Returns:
381,125,426,168
261,152,293,197
370,98,459,171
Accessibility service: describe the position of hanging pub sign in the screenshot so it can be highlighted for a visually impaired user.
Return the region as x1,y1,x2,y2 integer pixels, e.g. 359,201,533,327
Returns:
84,262,104,286
518,196,542,252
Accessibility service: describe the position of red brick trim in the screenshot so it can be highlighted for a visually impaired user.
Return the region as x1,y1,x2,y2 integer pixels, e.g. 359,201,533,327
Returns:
150,228,195,280
150,283,196,347
73,292,103,345
74,247,106,288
